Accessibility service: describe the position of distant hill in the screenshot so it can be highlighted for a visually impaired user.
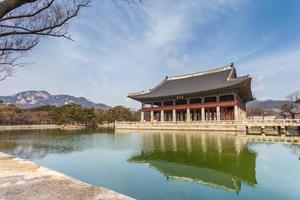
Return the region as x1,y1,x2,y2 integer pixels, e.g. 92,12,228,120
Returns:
246,100,289,111
0,90,110,110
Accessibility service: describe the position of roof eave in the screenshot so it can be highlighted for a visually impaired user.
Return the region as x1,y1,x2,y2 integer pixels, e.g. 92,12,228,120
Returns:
129,78,252,102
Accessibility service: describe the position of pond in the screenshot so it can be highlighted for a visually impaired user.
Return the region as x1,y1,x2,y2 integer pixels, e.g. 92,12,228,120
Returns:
0,129,299,200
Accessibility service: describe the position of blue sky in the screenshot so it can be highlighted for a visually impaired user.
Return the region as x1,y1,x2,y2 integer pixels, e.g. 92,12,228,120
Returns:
1,0,300,107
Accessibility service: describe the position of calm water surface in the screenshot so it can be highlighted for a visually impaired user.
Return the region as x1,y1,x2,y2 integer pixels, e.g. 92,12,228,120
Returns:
0,130,299,200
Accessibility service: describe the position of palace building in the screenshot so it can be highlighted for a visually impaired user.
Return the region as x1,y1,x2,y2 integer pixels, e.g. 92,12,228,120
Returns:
128,64,254,122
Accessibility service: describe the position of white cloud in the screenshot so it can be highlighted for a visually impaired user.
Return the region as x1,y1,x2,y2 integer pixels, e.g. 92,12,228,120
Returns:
56,0,244,107
7,0,298,107
240,45,300,99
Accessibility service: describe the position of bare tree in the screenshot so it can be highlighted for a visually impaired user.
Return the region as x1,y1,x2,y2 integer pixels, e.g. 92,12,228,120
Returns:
286,90,300,102
0,0,90,81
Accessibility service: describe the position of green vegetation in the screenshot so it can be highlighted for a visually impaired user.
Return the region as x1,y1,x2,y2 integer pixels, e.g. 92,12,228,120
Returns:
0,103,138,126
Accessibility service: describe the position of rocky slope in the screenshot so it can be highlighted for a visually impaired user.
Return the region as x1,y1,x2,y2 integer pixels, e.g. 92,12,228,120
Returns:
246,100,289,112
0,90,110,110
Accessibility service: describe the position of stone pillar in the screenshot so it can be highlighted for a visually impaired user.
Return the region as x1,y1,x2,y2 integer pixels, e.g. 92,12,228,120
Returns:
216,106,220,121
172,109,176,122
234,105,239,121
150,110,154,122
187,108,191,121
201,107,205,121
239,107,243,120
181,111,184,121
140,111,144,122
242,108,246,120
160,110,164,122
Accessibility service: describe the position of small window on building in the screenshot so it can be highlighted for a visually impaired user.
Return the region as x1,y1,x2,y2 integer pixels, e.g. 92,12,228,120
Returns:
175,99,188,105
153,102,162,107
143,103,152,108
220,95,234,102
204,96,217,103
164,101,173,106
190,98,202,104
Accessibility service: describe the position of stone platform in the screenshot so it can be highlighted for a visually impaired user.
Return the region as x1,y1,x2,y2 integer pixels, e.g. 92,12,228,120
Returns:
0,153,133,200
115,120,300,135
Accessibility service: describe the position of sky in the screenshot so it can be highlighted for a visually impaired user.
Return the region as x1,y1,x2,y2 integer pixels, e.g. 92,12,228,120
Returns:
1,0,300,108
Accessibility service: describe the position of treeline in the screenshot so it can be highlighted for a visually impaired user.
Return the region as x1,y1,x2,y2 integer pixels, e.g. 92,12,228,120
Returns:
0,103,139,126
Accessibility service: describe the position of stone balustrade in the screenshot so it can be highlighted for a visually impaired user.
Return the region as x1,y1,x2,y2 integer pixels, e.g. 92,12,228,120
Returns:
115,119,300,135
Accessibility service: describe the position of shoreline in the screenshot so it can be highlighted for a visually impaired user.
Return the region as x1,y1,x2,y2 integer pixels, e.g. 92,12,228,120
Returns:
115,120,300,135
0,124,86,131
0,152,133,200
115,129,300,144
0,124,115,131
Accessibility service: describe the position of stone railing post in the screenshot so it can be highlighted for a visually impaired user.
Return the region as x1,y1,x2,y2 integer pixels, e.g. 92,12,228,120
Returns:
187,108,191,122
160,110,164,122
140,111,144,122
234,105,239,121
216,106,220,121
201,107,205,121
150,110,154,122
172,109,176,122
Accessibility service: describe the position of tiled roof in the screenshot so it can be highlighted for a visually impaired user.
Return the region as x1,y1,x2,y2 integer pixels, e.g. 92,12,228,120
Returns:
128,64,253,101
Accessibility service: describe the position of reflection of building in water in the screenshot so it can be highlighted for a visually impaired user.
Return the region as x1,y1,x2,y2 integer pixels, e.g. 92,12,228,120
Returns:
129,132,257,193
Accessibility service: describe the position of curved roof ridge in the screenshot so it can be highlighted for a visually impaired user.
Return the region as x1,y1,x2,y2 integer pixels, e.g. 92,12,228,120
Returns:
128,77,168,97
167,64,233,81
128,90,151,97
228,74,250,81
127,63,254,101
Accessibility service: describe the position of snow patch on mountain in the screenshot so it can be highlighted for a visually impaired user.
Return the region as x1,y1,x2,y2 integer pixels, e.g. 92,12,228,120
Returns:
0,90,110,110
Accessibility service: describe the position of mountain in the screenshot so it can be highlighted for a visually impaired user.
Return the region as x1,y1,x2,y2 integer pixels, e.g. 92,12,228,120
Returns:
246,100,289,111
0,90,111,110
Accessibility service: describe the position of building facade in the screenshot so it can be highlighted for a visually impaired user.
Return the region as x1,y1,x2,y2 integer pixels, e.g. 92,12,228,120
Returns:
128,64,254,122
277,102,300,119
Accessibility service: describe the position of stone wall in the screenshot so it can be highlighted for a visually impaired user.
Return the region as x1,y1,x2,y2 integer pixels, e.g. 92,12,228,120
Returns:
115,121,247,134
115,120,300,135
0,125,62,131
0,125,86,131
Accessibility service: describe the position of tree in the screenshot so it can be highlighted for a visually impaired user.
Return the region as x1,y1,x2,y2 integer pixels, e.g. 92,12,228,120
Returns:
0,103,139,125
247,107,265,118
0,0,90,81
286,90,300,102
103,106,137,123
79,108,96,126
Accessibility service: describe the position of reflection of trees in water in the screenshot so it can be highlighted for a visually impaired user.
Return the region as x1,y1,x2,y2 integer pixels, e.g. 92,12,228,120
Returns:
129,132,257,193
283,143,300,157
0,129,104,159
0,129,143,160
